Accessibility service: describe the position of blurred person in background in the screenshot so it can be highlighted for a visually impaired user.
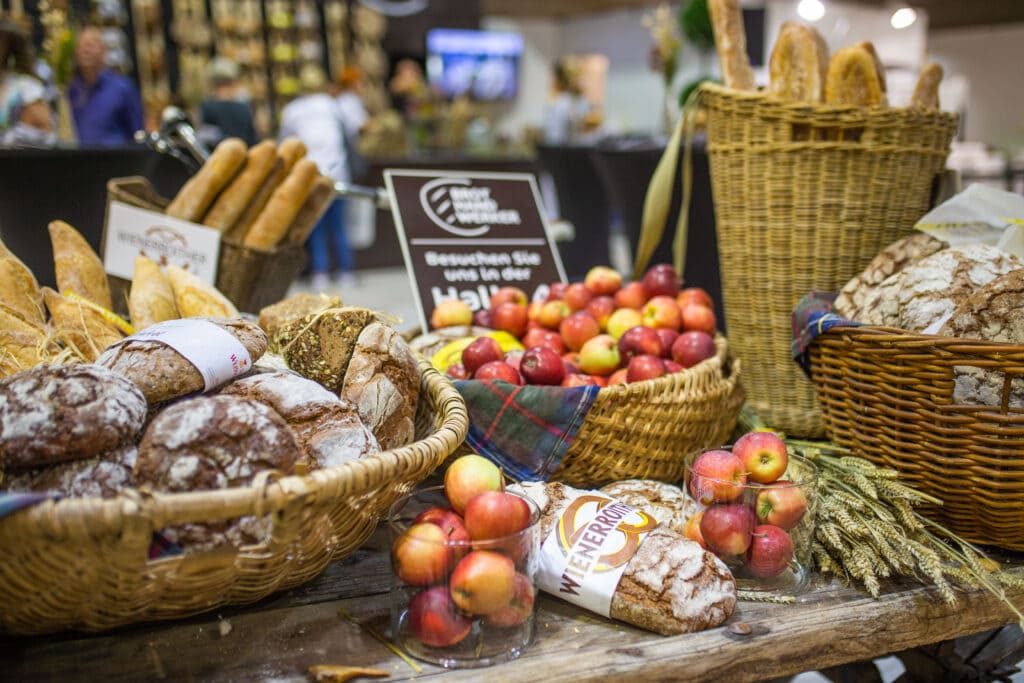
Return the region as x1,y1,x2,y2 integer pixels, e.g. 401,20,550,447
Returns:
333,65,368,181
543,58,592,145
0,16,56,147
199,57,257,146
280,65,355,290
68,26,143,145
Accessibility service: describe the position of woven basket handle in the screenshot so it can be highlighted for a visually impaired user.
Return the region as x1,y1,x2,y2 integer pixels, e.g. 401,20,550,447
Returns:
632,88,703,281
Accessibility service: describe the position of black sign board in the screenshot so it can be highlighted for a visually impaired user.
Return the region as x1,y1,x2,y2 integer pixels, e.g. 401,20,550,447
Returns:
384,169,567,331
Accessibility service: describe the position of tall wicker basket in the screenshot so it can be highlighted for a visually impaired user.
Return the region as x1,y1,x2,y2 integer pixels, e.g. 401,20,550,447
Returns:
699,82,958,437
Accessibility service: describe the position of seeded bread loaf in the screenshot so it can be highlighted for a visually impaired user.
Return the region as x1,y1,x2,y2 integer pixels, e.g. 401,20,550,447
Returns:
599,479,699,536
512,481,736,636
2,445,137,498
0,364,147,470
96,317,267,404
258,292,342,341
274,307,377,392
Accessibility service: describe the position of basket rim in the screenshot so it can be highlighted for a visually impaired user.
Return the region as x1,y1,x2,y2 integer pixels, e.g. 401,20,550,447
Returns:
812,323,1024,356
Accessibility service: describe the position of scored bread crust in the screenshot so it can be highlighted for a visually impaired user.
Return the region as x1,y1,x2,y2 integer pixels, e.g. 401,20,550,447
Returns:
768,22,829,103
599,479,699,536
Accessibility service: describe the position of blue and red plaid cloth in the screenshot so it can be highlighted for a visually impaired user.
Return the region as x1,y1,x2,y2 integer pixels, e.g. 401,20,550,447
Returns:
791,291,862,376
455,380,601,481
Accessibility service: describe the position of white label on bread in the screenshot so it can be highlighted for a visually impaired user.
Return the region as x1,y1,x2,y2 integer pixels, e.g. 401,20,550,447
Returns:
121,319,251,390
536,494,659,617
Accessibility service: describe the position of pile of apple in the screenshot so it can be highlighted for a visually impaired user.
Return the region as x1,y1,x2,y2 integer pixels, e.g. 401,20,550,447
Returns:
432,264,720,387
392,455,537,649
684,431,808,579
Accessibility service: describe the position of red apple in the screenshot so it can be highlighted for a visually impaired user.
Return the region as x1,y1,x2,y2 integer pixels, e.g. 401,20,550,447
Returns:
464,490,533,542
490,286,528,309
626,354,666,383
527,300,544,323
474,360,522,385
618,325,664,363
607,368,629,385
450,550,516,615
681,303,717,335
445,454,503,515
563,283,594,311
642,263,682,298
446,363,469,380
654,328,679,358
677,286,713,310
684,511,706,549
689,449,747,504
462,336,504,376
472,308,493,329
520,346,566,385
491,302,529,337
699,502,756,556
641,295,682,331
391,522,454,585
484,573,535,628
613,281,650,310
408,586,473,647
414,507,471,562
663,360,683,373
562,351,581,375
671,330,717,369
606,308,644,340
756,482,808,530
538,300,571,330
745,525,794,578
430,299,473,330
522,327,566,355
504,349,523,373
584,265,623,296
578,334,621,377
545,282,569,302
733,431,789,484
559,311,601,352
585,296,616,330
561,373,601,387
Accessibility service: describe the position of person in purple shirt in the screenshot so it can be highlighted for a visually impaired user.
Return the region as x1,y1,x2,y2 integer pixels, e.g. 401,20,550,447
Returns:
68,27,143,146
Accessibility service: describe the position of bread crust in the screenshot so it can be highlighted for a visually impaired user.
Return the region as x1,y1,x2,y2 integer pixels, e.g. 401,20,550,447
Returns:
43,287,123,362
825,43,887,107
202,140,279,232
242,158,320,249
768,22,829,103
128,255,179,330
911,62,943,110
708,0,755,90
165,264,239,319
165,137,248,222
285,175,336,244
49,220,112,310
0,237,43,326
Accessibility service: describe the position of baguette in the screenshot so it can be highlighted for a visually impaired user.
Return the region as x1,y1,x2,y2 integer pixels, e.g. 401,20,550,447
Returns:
825,43,887,107
201,140,279,232
708,0,755,90
277,137,308,174
165,137,248,222
165,264,239,319
768,22,829,103
225,158,285,242
128,255,179,330
910,62,943,110
242,159,320,249
48,220,113,311
0,236,43,325
42,287,123,362
285,175,336,244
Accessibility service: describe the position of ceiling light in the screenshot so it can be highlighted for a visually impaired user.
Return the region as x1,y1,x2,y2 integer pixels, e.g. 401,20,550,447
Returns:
890,6,917,29
797,0,825,22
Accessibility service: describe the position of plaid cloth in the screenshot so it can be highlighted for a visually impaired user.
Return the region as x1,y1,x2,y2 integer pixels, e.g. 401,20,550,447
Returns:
791,291,862,376
455,380,601,481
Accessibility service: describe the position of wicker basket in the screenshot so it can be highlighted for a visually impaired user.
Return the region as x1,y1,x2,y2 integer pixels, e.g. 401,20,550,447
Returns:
103,177,308,314
807,325,1024,551
550,334,744,488
0,360,467,635
700,82,958,438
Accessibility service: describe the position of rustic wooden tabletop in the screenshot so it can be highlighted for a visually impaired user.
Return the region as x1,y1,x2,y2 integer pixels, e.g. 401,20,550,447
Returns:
4,528,1023,683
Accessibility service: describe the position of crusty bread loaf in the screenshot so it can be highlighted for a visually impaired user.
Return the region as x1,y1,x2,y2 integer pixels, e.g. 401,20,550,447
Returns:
242,158,320,249
708,0,755,90
768,22,829,103
339,321,420,450
285,175,336,244
201,140,279,232
0,363,147,471
165,264,239,318
128,255,179,330
1,445,137,498
277,137,308,174
599,479,699,536
911,62,943,110
48,220,112,310
220,371,380,470
225,158,285,243
257,292,342,341
275,307,377,392
0,302,48,377
43,287,124,362
825,43,887,107
95,317,267,404
165,137,248,222
0,237,43,326
511,481,736,636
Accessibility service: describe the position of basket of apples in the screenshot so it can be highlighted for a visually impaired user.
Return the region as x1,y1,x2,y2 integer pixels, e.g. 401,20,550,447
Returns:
422,263,745,488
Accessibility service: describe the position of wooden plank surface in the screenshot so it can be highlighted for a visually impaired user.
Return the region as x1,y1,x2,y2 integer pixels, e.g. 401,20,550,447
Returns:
4,530,1023,683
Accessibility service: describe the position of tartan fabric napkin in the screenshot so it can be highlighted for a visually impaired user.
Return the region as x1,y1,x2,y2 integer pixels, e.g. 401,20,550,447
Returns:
791,291,862,376
455,380,601,482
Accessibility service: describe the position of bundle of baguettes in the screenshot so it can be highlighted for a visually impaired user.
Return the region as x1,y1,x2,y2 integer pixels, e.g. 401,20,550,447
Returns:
164,136,336,250
708,0,943,109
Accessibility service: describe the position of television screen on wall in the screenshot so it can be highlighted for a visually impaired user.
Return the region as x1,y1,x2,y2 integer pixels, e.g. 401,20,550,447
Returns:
426,28,524,101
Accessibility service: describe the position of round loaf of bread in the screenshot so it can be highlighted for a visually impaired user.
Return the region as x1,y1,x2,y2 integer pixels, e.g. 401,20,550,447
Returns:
0,363,147,470
2,445,137,498
599,479,698,535
339,321,420,450
220,371,380,470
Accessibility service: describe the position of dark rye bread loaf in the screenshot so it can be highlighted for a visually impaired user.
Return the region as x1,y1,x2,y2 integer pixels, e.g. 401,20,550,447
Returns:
599,479,699,536
96,318,267,404
220,371,380,470
274,307,377,392
512,481,736,635
0,363,146,470
257,292,342,341
2,445,137,498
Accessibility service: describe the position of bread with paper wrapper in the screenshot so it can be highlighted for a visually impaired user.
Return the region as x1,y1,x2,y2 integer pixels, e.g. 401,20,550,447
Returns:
599,479,699,536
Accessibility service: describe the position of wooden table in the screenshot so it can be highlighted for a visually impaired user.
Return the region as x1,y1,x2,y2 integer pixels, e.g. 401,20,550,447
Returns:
4,529,1023,682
